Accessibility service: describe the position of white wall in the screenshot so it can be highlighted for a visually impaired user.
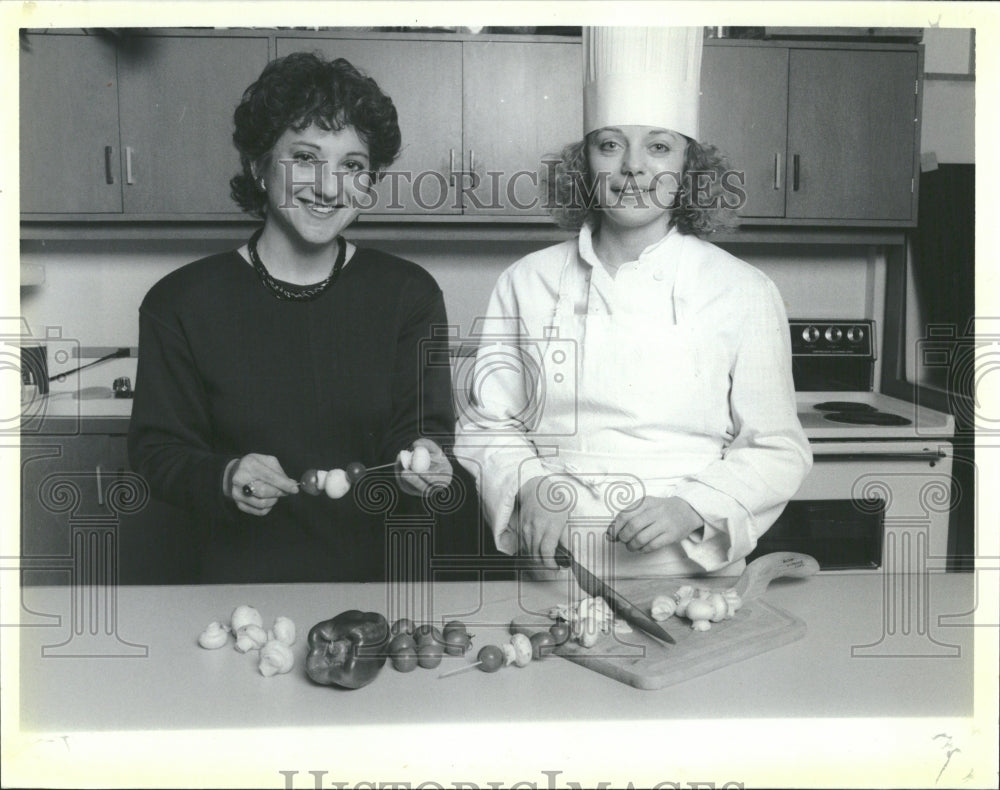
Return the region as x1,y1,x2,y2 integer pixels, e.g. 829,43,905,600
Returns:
20,237,879,356
921,81,975,164
920,28,975,164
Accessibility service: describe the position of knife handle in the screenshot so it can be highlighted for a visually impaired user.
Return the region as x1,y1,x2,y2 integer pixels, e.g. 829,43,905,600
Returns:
553,544,572,568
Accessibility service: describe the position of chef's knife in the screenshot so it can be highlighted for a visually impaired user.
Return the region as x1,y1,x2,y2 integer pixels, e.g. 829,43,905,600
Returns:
554,544,676,645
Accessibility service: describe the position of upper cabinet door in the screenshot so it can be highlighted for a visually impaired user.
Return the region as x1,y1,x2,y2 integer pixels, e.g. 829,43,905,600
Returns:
20,33,123,214
116,35,270,216
785,48,919,221
277,37,464,216
700,45,789,219
462,41,583,217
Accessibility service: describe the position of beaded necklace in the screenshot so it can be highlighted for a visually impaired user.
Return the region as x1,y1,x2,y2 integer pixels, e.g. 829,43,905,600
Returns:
247,228,346,301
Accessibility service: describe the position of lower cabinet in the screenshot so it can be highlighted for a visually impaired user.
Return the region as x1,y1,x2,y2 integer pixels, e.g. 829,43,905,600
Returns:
20,434,202,585
19,432,488,585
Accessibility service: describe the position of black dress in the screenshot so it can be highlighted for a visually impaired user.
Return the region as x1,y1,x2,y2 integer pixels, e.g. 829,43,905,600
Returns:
128,245,456,583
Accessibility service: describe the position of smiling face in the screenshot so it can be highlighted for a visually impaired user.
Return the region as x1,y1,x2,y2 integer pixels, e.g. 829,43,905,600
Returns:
586,125,687,234
257,122,374,249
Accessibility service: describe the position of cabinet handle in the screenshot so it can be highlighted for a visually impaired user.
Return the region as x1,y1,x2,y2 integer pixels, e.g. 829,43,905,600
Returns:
773,153,781,190
104,146,115,185
468,149,475,174
96,463,104,506
813,450,946,464
792,154,800,192
448,148,456,187
125,146,135,185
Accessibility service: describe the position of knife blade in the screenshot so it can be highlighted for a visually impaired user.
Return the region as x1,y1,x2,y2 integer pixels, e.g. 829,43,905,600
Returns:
554,544,676,645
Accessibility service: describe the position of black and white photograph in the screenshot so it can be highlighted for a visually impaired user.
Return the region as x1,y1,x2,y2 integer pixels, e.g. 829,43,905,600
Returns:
2,2,997,788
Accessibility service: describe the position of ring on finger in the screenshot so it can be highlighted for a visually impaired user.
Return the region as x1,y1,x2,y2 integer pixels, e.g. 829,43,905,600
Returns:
242,481,258,498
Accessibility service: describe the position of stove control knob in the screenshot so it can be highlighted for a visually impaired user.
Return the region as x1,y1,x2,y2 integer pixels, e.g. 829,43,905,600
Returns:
847,326,866,343
825,326,843,343
802,326,820,343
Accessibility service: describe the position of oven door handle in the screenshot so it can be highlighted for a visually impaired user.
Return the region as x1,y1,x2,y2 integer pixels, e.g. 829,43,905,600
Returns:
812,450,947,463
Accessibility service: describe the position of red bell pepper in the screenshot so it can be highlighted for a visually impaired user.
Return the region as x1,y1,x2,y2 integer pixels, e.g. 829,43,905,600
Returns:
305,610,390,690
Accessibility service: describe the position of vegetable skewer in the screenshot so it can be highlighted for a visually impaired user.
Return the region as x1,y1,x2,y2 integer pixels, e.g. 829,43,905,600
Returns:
295,459,395,488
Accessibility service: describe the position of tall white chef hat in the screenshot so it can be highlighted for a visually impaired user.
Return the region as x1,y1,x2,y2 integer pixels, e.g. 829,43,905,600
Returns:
583,26,703,140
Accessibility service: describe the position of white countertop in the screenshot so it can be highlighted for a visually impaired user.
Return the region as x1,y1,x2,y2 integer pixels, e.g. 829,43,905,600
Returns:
8,571,993,788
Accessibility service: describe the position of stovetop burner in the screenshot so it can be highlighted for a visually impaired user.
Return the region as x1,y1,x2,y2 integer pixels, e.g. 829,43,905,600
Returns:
813,401,877,413
791,321,955,439
822,411,913,426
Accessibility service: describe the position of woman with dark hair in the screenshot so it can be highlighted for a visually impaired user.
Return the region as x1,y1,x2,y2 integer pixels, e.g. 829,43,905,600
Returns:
129,52,454,583
456,28,811,579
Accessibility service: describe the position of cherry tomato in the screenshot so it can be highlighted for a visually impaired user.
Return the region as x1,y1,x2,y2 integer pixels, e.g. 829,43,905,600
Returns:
345,461,367,484
477,645,504,673
414,626,443,646
388,633,417,655
443,629,473,656
549,621,571,646
391,647,418,673
391,618,416,636
416,642,443,669
530,631,556,660
442,620,467,638
299,469,321,496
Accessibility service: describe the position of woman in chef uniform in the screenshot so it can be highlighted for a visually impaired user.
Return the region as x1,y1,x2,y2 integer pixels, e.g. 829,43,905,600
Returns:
455,27,812,579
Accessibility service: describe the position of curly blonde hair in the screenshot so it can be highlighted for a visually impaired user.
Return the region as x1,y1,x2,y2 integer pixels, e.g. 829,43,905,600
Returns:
543,134,740,236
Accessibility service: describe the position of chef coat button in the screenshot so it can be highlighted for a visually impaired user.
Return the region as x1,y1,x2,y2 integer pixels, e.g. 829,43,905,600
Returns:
653,269,664,281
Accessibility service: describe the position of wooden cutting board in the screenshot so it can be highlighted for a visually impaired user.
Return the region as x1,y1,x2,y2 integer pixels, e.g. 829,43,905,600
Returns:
511,575,807,690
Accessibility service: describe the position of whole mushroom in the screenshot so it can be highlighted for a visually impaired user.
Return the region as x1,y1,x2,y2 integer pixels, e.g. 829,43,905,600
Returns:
410,445,432,473
650,594,677,621
324,469,351,499
235,623,268,653
259,639,295,677
230,605,263,634
685,599,716,631
673,585,695,618
706,592,729,622
197,621,230,649
271,616,296,646
509,633,533,667
723,588,744,614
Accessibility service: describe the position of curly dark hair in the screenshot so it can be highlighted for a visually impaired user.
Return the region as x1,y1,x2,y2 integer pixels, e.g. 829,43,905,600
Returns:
230,52,402,217
543,133,740,237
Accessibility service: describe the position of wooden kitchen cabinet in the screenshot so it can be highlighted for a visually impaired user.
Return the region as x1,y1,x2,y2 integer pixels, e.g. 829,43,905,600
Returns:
784,48,919,221
276,36,464,216
19,30,269,219
20,433,201,585
116,34,270,215
21,437,108,581
277,35,581,218
20,31,922,227
19,32,123,214
700,44,789,219
462,40,583,217
700,41,921,224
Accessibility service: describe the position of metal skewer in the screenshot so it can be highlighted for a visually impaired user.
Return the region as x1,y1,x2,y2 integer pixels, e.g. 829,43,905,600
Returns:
362,461,397,472
438,662,483,679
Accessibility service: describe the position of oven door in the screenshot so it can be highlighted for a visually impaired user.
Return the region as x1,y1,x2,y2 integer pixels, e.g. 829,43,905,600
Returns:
750,441,954,572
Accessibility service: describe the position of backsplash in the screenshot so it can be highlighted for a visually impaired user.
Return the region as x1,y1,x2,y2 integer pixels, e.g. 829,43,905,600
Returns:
20,236,883,359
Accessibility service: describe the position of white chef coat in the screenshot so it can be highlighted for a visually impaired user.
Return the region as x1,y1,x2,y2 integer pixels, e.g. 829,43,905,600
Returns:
454,224,812,577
